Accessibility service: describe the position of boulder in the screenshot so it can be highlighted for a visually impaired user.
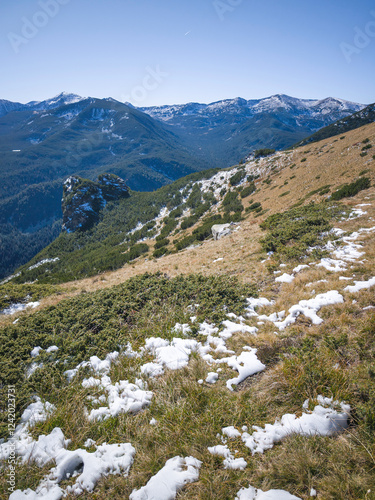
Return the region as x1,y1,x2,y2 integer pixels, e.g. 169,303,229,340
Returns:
211,223,232,240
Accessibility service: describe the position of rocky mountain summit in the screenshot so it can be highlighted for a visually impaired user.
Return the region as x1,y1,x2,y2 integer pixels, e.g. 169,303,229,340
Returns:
62,173,129,233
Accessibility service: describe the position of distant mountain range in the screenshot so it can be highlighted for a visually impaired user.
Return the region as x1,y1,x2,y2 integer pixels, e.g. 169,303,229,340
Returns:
0,92,366,279
140,94,365,164
294,102,375,147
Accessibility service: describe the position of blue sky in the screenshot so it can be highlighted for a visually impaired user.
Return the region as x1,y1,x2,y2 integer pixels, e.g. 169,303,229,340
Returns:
1,0,374,106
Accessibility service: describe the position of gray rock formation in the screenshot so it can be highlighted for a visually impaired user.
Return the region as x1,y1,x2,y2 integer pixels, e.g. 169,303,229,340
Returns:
62,174,129,233
211,223,232,240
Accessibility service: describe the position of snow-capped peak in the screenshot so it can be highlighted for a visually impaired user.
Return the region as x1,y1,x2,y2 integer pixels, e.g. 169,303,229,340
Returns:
26,92,85,111
140,94,365,122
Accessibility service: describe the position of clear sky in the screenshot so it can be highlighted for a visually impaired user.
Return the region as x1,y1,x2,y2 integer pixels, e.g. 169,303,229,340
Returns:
1,0,374,106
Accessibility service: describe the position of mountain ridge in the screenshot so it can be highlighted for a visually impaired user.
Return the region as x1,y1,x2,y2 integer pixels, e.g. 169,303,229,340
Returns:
294,102,375,147
140,94,364,122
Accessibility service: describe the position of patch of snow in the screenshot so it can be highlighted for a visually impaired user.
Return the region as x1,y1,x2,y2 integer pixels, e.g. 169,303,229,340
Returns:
293,264,310,273
213,257,224,263
31,346,43,358
275,273,294,283
84,375,152,421
28,258,60,271
317,258,347,272
129,456,202,500
84,438,96,448
222,426,241,438
347,208,367,219
46,346,59,353
344,277,375,293
0,397,56,464
241,398,350,455
220,320,258,339
172,323,191,335
246,298,274,317
10,437,135,499
1,301,40,316
205,372,219,384
271,290,344,330
235,485,301,500
64,351,119,381
207,444,247,470
218,348,266,390
0,272,21,285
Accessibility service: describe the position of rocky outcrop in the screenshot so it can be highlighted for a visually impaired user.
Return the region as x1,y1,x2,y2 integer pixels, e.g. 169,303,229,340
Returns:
211,223,232,240
62,174,129,233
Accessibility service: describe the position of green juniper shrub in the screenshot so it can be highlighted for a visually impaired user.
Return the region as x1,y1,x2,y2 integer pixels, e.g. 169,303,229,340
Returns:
181,215,199,231
330,177,371,201
240,183,256,199
260,202,346,260
194,202,211,218
186,184,202,209
154,238,169,250
305,185,331,199
229,170,246,186
359,169,370,176
0,283,59,311
254,148,275,159
222,190,243,214
245,202,262,213
169,207,183,219
174,235,196,251
158,218,179,239
153,247,168,258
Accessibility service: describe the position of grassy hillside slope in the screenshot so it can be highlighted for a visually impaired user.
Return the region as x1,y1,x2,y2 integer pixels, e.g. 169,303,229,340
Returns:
1,123,375,499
